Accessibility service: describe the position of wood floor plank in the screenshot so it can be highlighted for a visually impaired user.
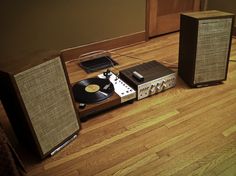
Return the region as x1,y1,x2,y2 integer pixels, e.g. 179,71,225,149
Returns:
44,110,178,170
174,135,236,176
125,106,236,175
212,154,236,175
98,107,235,176
223,124,236,137
138,135,235,176
217,163,236,176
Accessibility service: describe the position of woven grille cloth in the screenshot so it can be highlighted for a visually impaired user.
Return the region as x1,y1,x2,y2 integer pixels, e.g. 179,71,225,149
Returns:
14,57,79,155
194,18,232,84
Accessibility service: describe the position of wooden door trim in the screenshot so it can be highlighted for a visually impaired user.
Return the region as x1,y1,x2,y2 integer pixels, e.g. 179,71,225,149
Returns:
146,0,158,38
145,0,150,40
193,0,201,11
146,0,201,38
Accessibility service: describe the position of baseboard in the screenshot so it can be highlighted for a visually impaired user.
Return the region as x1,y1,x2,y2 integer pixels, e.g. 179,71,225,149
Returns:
61,31,146,61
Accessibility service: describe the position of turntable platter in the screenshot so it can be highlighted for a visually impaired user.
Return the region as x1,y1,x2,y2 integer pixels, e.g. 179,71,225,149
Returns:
72,78,114,104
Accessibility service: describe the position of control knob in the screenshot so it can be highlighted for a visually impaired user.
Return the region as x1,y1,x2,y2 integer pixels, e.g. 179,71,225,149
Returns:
157,81,166,92
156,82,162,92
149,85,156,95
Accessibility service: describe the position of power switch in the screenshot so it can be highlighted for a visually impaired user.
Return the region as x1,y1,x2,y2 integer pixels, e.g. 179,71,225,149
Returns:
132,71,144,82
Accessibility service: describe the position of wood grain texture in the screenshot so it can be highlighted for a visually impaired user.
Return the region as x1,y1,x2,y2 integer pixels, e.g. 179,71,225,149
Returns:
0,32,236,176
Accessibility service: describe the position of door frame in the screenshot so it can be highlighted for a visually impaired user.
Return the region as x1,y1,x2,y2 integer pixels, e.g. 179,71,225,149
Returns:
146,0,201,38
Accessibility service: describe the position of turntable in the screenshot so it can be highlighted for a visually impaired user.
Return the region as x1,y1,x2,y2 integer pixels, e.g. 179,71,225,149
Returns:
72,71,136,120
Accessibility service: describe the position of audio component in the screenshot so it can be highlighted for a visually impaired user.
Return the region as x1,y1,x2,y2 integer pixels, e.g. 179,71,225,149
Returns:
119,60,176,100
0,51,80,158
72,71,136,119
178,10,234,87
98,71,136,103
77,50,118,73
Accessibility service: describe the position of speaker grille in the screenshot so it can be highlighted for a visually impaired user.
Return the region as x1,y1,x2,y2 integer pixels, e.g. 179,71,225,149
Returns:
14,57,79,155
194,18,232,84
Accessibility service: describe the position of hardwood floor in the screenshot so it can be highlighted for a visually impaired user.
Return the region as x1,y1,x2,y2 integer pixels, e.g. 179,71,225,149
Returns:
1,32,236,176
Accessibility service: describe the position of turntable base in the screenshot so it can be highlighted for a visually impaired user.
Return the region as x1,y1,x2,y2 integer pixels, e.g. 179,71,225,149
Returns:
72,71,136,120
75,92,121,119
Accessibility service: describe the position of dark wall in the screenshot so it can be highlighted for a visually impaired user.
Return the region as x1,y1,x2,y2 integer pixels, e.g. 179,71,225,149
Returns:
0,0,145,58
206,0,236,27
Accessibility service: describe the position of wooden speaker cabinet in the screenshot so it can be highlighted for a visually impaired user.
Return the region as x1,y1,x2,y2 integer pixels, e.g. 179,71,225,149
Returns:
178,10,234,87
0,51,80,158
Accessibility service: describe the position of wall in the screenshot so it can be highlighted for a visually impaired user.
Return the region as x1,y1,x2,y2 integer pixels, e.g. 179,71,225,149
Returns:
206,0,236,28
0,0,145,58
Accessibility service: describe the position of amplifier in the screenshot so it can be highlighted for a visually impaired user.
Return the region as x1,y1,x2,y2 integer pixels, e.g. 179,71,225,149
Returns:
119,60,176,100
0,51,80,158
178,10,234,87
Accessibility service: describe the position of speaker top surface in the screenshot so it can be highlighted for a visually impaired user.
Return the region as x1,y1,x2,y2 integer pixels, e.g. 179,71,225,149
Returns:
181,10,234,20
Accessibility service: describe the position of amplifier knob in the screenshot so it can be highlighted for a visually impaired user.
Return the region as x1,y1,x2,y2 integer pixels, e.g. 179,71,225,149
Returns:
150,85,156,94
156,83,162,92
162,83,167,91
157,81,165,92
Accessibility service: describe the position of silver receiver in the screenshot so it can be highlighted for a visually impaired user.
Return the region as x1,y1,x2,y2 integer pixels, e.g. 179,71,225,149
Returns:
119,60,176,100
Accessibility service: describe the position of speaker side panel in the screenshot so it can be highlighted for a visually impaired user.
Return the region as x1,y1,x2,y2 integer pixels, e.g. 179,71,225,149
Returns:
0,71,36,149
194,18,233,85
178,15,199,87
14,57,80,157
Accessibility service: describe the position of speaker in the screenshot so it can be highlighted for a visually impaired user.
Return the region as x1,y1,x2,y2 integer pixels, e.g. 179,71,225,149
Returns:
178,10,234,87
0,51,80,158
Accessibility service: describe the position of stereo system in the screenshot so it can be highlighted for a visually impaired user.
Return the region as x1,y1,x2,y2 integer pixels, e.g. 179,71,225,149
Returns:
0,10,234,159
178,10,234,87
0,52,80,158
